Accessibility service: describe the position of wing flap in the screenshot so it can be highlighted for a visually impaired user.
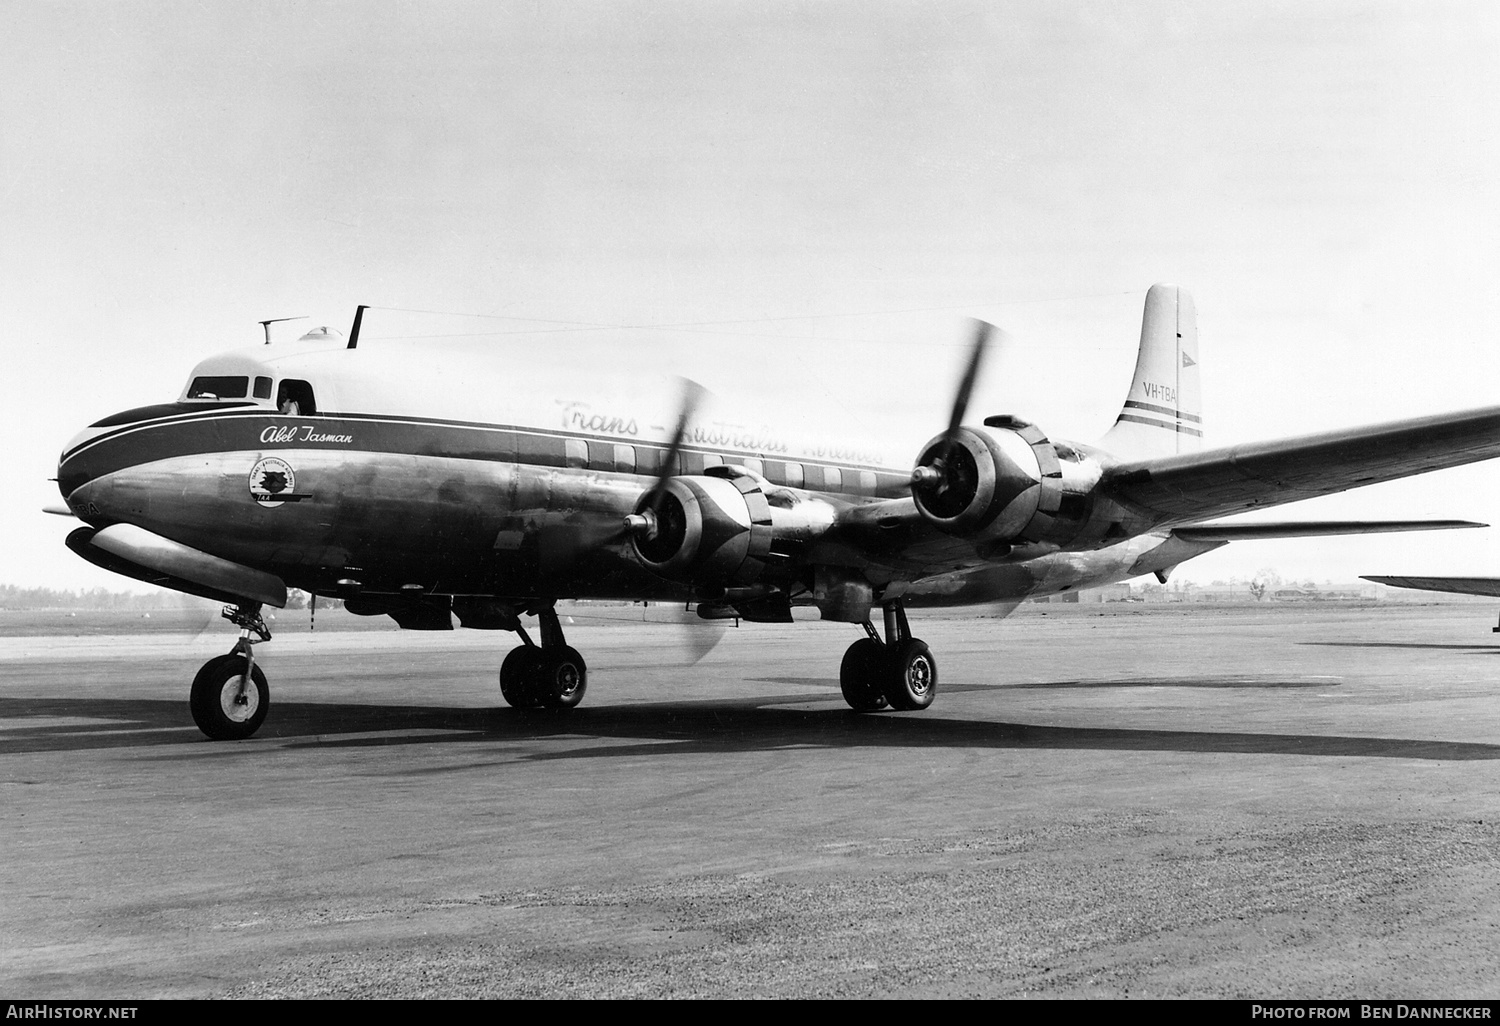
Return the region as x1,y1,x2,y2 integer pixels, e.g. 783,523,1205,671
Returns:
1103,405,1500,525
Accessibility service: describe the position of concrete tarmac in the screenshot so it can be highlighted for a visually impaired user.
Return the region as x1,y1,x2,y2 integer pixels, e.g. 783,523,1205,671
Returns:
4,602,1500,999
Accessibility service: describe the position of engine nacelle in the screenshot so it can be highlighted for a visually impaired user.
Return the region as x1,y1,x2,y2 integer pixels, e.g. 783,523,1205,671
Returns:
631,474,774,586
910,418,1067,545
630,471,834,586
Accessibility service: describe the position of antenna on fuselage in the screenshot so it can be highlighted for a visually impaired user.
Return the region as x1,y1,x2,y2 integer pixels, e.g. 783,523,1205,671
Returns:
347,305,369,350
258,315,308,344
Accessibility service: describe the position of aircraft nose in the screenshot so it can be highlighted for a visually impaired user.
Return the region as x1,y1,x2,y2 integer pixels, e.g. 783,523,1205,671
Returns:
56,406,167,518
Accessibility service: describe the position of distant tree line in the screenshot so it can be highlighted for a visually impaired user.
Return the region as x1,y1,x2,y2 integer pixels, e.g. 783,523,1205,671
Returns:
0,586,334,611
0,585,218,610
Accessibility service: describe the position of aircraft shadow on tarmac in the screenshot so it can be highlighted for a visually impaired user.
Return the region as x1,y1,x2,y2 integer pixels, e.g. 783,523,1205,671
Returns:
2,691,1497,763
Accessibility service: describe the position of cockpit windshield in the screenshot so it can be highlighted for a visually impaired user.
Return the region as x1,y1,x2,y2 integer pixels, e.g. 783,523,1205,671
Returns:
187,375,249,400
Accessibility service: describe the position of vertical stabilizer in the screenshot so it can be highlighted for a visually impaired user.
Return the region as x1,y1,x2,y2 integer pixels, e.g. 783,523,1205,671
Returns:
1096,283,1202,458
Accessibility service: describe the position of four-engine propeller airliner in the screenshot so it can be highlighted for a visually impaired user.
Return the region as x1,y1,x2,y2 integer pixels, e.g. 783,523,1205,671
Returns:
53,285,1500,739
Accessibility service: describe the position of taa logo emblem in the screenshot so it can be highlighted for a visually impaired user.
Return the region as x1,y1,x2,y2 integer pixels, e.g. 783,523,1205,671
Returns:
249,456,297,507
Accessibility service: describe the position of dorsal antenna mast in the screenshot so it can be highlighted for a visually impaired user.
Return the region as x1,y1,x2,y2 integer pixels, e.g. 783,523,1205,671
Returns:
347,305,369,350
258,315,308,345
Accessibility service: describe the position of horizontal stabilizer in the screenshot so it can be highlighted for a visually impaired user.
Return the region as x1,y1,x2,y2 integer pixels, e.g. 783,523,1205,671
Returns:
1360,575,1500,598
1172,520,1485,542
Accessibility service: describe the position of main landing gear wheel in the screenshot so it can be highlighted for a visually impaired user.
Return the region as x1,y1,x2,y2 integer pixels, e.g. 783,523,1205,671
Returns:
839,600,937,713
500,647,546,708
500,646,590,710
536,646,588,710
839,638,889,711
190,654,269,740
499,605,589,711
884,639,936,711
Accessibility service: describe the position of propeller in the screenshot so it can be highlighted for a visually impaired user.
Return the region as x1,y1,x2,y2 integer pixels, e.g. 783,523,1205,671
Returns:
624,376,708,539
540,377,708,573
540,378,725,665
910,319,997,491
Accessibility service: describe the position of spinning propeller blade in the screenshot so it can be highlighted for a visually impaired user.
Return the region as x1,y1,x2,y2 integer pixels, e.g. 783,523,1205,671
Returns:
543,377,710,573
648,377,708,515
911,319,1000,490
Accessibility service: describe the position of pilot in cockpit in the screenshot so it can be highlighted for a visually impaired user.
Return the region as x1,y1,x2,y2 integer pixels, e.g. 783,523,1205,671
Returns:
275,380,314,416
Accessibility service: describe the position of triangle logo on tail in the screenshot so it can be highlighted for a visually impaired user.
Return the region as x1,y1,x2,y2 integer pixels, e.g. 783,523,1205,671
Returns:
1182,351,1196,368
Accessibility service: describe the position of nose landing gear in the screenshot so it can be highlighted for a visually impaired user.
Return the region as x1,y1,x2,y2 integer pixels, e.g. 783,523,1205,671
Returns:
839,600,937,713
190,603,272,740
499,604,588,710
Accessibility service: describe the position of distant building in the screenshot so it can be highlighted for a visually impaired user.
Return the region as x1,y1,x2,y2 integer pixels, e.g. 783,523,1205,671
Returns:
1077,584,1133,603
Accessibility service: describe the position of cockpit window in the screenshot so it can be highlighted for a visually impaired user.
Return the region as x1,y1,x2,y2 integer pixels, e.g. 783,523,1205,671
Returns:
275,379,317,415
253,376,273,400
187,375,249,399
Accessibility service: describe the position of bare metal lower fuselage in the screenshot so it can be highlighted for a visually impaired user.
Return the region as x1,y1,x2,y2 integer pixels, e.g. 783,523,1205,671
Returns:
58,406,1208,616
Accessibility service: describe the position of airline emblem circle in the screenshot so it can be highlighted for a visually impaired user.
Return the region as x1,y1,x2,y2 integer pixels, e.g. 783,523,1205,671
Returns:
249,456,295,508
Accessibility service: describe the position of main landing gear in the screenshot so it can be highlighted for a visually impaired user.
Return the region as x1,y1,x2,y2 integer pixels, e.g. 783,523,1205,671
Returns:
499,603,588,711
190,603,271,740
839,600,936,713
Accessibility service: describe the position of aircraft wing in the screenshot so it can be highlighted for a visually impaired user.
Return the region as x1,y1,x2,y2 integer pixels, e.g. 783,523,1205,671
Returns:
1102,405,1500,526
1360,575,1500,597
1171,519,1485,541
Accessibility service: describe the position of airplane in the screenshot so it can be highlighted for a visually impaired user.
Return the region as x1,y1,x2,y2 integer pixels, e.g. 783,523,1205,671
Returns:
50,284,1500,741
1359,575,1500,633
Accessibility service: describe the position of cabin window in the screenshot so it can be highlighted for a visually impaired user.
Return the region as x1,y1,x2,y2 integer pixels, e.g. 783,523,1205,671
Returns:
783,462,804,488
613,444,636,474
564,439,589,468
856,470,877,495
743,457,763,477
188,375,249,399
822,467,842,491
276,379,317,415
253,376,273,400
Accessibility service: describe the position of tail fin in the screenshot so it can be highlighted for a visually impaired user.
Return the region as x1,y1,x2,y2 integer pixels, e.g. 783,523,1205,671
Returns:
1096,283,1203,459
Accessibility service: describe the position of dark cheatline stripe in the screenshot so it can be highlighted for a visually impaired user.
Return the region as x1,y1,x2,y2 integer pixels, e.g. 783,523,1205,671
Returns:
58,409,913,498
1122,399,1202,424
1115,413,1204,437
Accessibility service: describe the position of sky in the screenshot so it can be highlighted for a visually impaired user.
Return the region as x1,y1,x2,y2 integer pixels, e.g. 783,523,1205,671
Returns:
5,1,1500,592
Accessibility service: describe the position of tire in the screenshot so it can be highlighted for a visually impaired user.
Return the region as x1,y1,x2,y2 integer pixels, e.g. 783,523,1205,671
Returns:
500,646,545,708
190,654,269,740
839,638,889,711
537,646,588,710
883,639,936,711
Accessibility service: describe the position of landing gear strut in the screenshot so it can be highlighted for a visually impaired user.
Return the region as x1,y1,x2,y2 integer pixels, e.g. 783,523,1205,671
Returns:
190,602,272,740
839,600,936,713
499,603,588,711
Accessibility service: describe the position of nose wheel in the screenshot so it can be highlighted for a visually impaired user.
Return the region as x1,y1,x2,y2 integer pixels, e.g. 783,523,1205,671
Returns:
499,604,588,710
190,603,272,740
839,601,937,713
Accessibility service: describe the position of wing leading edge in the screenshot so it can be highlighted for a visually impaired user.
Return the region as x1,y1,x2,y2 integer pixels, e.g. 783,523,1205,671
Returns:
1102,405,1500,527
